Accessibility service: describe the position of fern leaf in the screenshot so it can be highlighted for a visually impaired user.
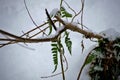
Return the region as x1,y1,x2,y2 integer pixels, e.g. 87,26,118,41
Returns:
65,32,72,55
51,42,58,73
61,7,72,18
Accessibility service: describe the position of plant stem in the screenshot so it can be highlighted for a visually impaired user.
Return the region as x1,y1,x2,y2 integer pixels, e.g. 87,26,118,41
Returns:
60,50,65,80
60,0,63,8
58,38,65,80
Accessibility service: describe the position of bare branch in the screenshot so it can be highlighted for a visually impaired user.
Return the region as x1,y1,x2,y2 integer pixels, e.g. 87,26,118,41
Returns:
80,0,85,29
17,43,35,50
24,0,37,26
63,0,76,15
24,0,47,36
0,20,57,47
0,15,103,49
55,16,103,39
45,9,57,31
71,0,85,22
0,26,66,43
0,16,103,47
29,26,49,38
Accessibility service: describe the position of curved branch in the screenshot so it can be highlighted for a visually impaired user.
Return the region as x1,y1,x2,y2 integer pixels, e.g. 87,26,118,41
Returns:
0,16,103,45
0,16,104,48
0,20,57,47
0,26,66,43
55,16,103,39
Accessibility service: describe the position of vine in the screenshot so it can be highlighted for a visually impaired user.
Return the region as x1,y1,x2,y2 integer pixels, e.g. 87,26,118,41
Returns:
79,38,120,80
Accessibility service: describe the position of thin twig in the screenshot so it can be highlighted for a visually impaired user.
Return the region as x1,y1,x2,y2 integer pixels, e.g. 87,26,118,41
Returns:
0,20,57,47
17,43,35,50
80,0,85,29
63,0,76,15
60,0,63,9
71,0,84,22
0,26,66,42
77,21,89,30
29,27,49,38
24,0,37,26
24,0,47,36
45,9,57,31
58,39,65,80
41,54,68,78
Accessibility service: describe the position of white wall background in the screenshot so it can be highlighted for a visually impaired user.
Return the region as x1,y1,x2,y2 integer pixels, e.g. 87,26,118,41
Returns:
0,0,120,80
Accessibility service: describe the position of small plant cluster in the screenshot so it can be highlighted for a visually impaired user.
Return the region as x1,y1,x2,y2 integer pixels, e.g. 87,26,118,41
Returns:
49,4,72,73
51,32,72,73
85,38,120,80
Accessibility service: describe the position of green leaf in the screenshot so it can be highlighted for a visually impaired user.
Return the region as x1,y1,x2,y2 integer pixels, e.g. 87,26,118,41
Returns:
52,48,58,51
62,11,72,18
67,41,72,54
65,32,72,55
52,50,57,53
48,24,52,35
60,7,72,18
85,54,95,65
52,65,57,73
47,18,53,35
51,42,58,73
51,43,57,47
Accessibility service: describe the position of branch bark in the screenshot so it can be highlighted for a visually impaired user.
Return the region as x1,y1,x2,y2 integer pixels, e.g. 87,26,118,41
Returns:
0,16,103,47
55,16,103,39
0,27,65,43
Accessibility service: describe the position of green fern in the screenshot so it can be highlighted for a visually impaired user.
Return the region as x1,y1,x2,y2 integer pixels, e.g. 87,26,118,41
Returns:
65,31,72,55
51,42,58,73
60,7,72,18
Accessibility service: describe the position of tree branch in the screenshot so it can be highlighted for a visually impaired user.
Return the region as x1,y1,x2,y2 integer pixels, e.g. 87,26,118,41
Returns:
0,20,57,47
0,26,65,43
55,16,103,39
0,16,103,47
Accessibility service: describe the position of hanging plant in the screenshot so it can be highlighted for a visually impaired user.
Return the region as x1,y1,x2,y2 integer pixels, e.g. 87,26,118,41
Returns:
84,38,120,80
